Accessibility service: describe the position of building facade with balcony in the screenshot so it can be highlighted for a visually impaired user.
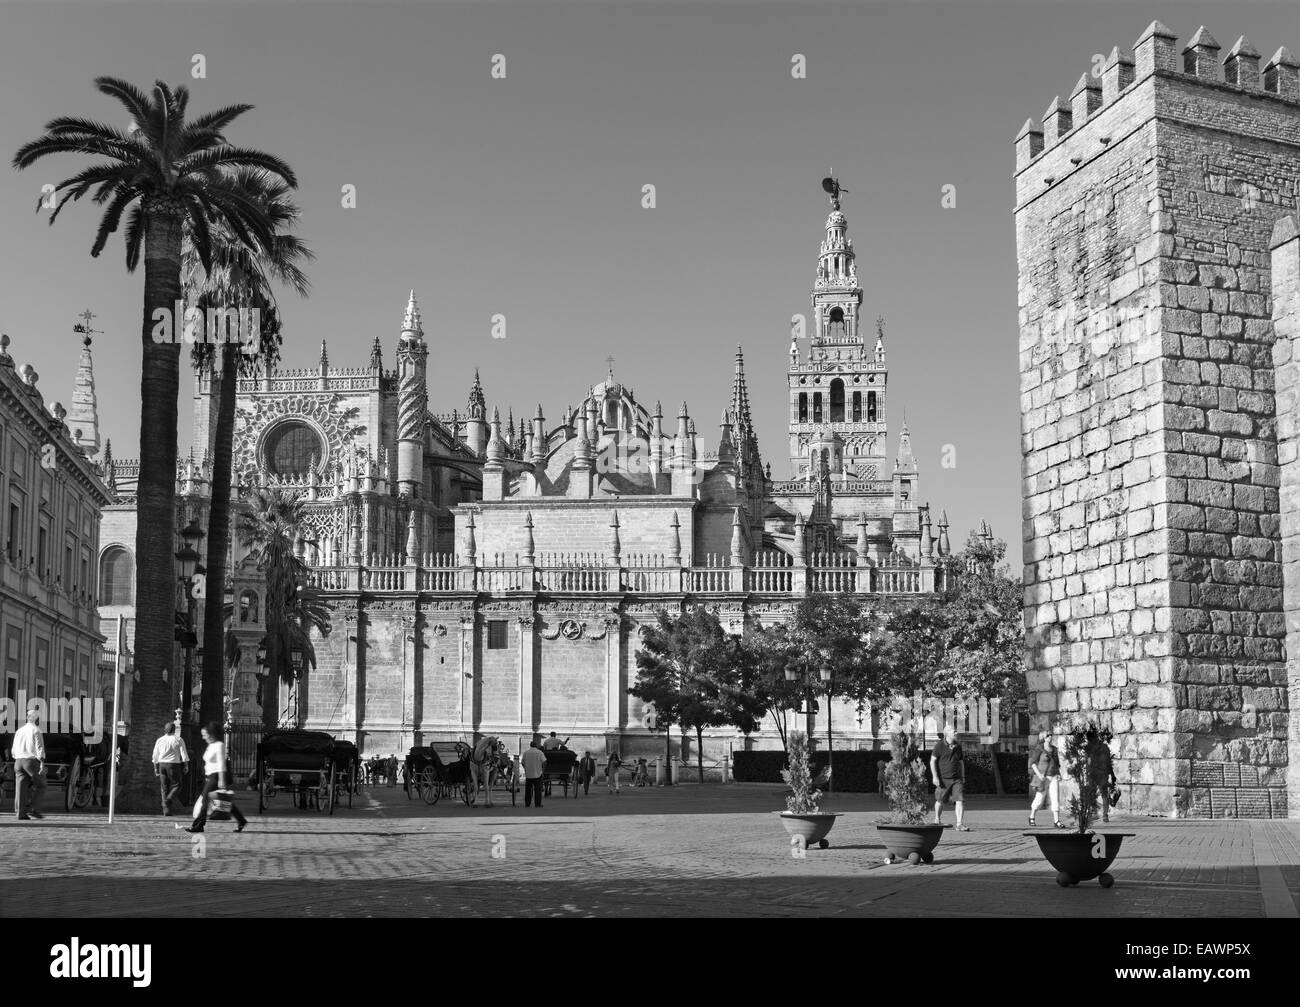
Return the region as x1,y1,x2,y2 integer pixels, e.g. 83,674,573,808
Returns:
0,331,112,719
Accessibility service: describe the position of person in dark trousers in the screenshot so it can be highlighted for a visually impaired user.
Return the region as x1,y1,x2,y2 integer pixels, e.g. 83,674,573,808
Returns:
521,741,547,808
578,751,597,795
11,706,45,820
930,727,969,831
151,722,189,815
606,750,623,794
186,722,247,833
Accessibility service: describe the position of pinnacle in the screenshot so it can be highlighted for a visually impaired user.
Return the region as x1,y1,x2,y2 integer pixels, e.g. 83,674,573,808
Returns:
1186,25,1220,51
1267,46,1300,69
1227,35,1260,59
1139,20,1176,42
1016,118,1043,140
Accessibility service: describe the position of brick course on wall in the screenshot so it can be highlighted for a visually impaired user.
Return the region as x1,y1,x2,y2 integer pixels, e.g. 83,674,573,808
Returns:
1016,20,1299,818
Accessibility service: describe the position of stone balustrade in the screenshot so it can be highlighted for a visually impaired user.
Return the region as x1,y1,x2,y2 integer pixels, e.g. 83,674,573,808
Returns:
305,550,940,596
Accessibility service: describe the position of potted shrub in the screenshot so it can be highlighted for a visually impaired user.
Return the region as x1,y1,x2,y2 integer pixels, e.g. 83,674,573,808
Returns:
1024,721,1133,888
777,731,839,850
876,731,946,864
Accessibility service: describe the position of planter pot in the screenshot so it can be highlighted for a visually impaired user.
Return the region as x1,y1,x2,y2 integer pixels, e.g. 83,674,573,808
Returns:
876,823,947,865
1025,831,1135,887
778,812,840,849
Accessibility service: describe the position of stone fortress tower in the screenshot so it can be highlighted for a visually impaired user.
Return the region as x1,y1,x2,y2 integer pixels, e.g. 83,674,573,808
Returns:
1015,20,1300,817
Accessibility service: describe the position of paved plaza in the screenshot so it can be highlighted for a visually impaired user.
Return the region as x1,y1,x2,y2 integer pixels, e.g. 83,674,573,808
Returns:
1,783,1298,918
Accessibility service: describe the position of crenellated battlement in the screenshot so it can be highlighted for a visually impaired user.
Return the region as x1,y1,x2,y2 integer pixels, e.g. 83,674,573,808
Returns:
1016,21,1300,175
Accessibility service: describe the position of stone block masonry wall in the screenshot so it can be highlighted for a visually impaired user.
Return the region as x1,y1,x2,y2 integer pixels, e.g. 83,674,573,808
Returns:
1016,21,1300,817
1270,217,1300,819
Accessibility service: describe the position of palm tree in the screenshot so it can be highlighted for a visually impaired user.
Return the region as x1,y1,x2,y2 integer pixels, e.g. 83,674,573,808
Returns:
237,488,330,729
184,169,312,729
14,78,297,810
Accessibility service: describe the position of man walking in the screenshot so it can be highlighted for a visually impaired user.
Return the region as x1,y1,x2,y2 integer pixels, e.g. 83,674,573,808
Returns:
930,726,969,832
521,741,546,808
578,751,597,795
12,706,45,820
152,722,190,816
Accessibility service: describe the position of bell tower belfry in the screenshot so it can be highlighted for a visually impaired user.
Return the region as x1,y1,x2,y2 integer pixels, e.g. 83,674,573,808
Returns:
788,178,889,484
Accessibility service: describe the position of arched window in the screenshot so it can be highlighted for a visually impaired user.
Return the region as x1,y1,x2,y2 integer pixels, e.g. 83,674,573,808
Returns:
867,391,877,422
263,420,323,479
820,449,831,475
100,547,134,606
830,379,845,423
827,306,846,339
852,391,862,421
813,393,823,424
798,393,808,423
239,590,260,624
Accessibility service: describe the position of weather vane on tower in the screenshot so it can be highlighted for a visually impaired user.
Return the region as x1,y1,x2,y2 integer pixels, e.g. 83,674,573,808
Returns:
73,308,101,346
821,173,847,210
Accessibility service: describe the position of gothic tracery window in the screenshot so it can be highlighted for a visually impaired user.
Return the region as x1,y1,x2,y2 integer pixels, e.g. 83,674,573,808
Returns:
830,379,845,423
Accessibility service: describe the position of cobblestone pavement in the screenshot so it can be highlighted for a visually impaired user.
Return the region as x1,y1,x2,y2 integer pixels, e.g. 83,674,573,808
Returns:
1,784,1297,917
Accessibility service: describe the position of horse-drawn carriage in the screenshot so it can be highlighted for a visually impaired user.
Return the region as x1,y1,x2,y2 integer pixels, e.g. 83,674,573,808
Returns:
330,739,361,809
405,745,473,806
542,748,578,799
256,729,338,815
404,738,518,807
0,731,97,811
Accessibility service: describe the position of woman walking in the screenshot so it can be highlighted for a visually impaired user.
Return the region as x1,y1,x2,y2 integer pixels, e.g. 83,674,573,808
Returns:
1028,730,1064,829
606,750,623,795
186,722,247,833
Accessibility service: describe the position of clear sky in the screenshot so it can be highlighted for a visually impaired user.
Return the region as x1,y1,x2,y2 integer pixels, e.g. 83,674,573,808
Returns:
4,0,1298,570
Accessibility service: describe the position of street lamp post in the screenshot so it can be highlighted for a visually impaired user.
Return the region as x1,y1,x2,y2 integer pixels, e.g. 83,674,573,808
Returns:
785,657,835,792
289,642,304,728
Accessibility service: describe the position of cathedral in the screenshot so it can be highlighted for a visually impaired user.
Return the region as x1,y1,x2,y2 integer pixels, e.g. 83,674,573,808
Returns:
95,181,953,759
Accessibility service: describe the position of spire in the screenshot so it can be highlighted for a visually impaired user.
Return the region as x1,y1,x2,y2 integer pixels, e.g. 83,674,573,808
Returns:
319,339,329,373
369,336,383,370
895,418,915,471
732,345,753,433
68,323,101,456
468,369,486,419
485,406,505,465
401,290,423,338
102,438,117,495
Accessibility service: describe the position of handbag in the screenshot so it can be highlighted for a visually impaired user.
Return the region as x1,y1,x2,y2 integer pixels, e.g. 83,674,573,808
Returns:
207,789,234,822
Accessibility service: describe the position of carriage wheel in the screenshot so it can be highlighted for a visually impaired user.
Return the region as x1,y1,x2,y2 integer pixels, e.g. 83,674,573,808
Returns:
72,761,94,810
419,768,439,805
62,756,81,812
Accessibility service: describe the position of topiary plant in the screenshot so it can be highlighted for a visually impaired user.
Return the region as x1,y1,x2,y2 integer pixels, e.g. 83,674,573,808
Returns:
1062,720,1112,834
781,730,822,814
879,731,929,825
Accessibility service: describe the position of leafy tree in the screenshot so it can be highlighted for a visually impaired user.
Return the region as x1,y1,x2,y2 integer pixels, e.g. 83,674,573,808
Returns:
185,168,312,728
14,78,297,809
884,530,1025,704
631,607,761,784
738,622,802,754
237,488,330,728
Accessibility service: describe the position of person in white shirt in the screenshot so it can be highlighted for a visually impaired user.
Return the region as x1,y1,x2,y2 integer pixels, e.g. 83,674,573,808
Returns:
185,721,246,833
541,732,563,751
12,706,46,820
151,722,190,816
521,741,547,808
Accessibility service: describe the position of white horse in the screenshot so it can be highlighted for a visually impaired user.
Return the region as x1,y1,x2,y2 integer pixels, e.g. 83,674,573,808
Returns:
468,736,502,807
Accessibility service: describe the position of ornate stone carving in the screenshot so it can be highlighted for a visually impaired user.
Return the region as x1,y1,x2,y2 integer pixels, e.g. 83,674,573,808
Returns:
233,391,367,485
560,619,584,640
430,624,448,637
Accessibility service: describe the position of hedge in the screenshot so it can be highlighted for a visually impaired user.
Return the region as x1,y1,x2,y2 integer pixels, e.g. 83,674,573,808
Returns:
733,748,1029,795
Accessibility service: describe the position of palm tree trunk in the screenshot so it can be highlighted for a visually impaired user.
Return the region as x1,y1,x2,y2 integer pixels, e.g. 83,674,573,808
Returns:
121,200,184,812
199,344,237,728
